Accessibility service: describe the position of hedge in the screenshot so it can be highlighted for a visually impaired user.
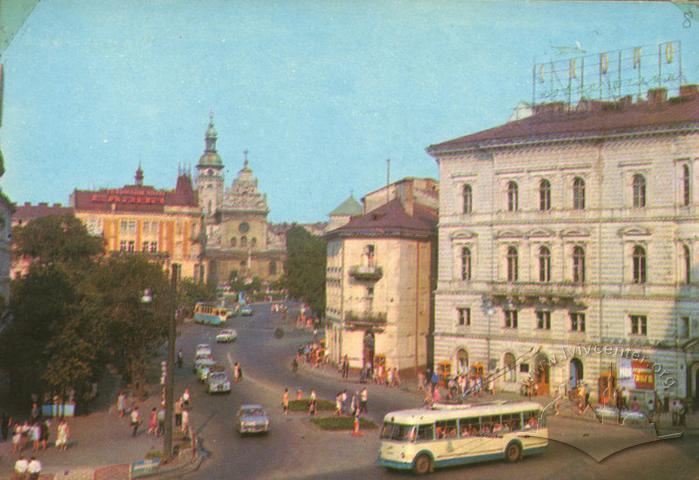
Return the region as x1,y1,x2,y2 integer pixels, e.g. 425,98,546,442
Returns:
310,416,377,430
288,398,335,412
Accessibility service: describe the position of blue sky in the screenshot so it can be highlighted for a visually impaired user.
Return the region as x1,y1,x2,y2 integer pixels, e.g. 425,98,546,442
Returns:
1,0,698,222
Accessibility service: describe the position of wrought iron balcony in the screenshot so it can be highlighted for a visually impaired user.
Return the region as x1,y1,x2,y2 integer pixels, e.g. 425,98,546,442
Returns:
344,310,387,328
349,265,383,281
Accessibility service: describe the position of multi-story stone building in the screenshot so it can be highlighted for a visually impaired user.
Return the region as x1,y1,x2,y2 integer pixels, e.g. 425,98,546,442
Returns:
428,86,699,405
325,178,438,377
70,166,206,280
196,117,285,285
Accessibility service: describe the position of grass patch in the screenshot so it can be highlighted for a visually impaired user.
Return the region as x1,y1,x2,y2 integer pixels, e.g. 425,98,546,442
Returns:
288,398,335,412
311,416,377,431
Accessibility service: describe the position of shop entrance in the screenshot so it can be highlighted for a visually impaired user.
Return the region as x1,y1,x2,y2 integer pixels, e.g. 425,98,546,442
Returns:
535,353,550,396
362,331,375,371
569,358,584,393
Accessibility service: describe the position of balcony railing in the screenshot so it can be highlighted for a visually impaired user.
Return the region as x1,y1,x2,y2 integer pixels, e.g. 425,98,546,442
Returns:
349,265,383,281
344,310,387,327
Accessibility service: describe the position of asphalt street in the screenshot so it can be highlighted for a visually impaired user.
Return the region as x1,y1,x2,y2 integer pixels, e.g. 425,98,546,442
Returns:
174,303,699,480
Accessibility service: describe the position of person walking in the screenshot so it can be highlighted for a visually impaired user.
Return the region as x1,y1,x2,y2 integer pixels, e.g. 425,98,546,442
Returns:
39,419,50,450
175,398,183,427
181,408,190,434
117,391,126,417
182,388,191,409
308,389,317,416
177,349,184,369
282,388,289,415
233,362,243,382
360,387,368,415
55,418,69,451
30,422,40,453
157,406,166,437
27,456,41,480
350,391,359,417
148,408,158,436
11,423,22,455
14,455,28,480
130,406,141,437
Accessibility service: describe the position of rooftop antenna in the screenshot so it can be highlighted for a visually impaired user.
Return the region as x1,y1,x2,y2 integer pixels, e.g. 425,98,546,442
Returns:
386,158,391,204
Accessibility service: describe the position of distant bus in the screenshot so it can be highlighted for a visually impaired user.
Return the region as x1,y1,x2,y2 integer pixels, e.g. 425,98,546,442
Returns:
377,401,548,475
194,302,231,326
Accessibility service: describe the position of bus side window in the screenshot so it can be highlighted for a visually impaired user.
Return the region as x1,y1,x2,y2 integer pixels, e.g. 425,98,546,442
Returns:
459,418,479,437
417,424,434,442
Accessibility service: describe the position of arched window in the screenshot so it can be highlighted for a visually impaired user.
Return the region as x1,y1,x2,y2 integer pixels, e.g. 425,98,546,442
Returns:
538,246,551,282
682,245,691,284
573,246,585,283
573,177,585,210
230,237,237,247
632,246,647,284
632,174,646,208
539,179,551,211
507,246,518,282
457,349,469,375
504,353,516,382
683,164,691,206
241,236,248,248
460,247,471,281
507,181,519,212
462,184,472,214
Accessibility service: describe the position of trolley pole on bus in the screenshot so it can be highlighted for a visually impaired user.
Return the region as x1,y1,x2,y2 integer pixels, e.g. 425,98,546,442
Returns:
163,265,179,461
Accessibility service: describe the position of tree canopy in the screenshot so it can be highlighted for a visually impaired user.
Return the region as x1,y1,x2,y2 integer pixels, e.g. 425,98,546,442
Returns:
285,225,326,316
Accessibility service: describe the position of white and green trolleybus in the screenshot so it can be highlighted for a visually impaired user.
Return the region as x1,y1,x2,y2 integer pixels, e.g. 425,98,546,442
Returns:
377,401,548,475
193,302,233,326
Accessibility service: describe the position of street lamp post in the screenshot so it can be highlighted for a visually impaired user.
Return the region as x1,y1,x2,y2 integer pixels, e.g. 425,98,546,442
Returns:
163,265,179,461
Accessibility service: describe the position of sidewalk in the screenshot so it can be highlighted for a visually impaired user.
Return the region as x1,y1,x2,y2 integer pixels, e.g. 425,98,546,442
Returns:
0,376,179,479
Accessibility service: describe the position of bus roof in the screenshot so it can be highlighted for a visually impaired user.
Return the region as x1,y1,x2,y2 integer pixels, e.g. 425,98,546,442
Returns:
383,401,543,424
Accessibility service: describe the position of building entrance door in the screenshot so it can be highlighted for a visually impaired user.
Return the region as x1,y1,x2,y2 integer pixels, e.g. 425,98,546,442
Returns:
535,354,550,396
363,331,375,371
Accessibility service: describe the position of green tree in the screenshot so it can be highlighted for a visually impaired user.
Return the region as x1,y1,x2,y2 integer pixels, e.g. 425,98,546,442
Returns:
89,256,173,394
13,215,104,269
177,277,216,318
285,225,326,316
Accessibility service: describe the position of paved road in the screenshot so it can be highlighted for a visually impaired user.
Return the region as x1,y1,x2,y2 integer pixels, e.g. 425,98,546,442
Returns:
175,303,699,480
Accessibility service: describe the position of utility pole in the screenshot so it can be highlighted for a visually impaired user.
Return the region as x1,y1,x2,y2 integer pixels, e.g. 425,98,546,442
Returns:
164,264,179,460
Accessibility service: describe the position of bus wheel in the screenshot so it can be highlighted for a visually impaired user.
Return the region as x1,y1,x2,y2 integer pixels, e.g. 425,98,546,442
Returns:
505,442,522,462
413,454,432,475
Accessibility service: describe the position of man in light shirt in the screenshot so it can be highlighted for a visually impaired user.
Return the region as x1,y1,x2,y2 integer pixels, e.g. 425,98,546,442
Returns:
14,455,28,479
27,456,42,480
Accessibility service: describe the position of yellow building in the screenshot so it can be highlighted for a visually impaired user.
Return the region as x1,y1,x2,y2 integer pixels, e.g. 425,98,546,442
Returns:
70,166,206,281
325,178,438,378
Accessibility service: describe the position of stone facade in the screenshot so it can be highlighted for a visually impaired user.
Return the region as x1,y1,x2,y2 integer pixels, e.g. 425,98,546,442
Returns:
325,178,438,378
428,86,699,405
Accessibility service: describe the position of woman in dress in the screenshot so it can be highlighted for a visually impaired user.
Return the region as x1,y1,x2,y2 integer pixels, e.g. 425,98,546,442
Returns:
55,419,69,451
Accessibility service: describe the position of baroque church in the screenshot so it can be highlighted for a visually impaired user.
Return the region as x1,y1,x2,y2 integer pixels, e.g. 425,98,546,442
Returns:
196,116,286,285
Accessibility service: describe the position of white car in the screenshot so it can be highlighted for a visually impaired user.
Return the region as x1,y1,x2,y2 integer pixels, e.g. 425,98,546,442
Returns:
196,343,212,356
216,329,238,343
207,371,231,394
236,404,270,434
193,354,215,373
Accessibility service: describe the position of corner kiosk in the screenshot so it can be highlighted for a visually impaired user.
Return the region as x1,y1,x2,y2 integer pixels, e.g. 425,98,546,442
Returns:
377,400,548,475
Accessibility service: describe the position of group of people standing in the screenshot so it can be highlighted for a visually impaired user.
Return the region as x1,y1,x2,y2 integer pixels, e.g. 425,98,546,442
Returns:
120,387,192,439
334,389,369,417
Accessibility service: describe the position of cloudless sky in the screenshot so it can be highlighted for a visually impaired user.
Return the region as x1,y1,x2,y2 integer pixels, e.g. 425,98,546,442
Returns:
1,0,698,222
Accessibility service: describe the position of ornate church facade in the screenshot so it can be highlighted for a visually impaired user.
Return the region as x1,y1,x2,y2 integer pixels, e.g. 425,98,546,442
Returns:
196,116,286,285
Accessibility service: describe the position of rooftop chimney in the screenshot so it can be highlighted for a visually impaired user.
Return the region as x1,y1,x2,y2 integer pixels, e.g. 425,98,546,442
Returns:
647,88,667,106
680,84,698,98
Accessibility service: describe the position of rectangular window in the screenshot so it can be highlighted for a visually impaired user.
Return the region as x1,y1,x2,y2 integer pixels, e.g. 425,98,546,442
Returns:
128,220,137,233
520,363,529,373
504,310,518,329
630,315,647,336
457,308,471,326
416,424,434,442
367,286,374,298
120,220,128,233
536,311,551,330
680,317,690,339
435,420,458,440
570,312,586,332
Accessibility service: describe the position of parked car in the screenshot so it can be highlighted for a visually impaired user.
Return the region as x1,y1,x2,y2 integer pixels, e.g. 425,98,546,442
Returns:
240,306,254,316
216,328,238,343
207,371,231,394
236,404,270,435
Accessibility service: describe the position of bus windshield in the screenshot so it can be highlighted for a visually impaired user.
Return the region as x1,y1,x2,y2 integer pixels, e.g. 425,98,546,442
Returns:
380,423,416,442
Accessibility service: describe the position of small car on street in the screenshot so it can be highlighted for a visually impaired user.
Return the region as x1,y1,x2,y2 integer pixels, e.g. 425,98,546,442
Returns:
193,355,215,374
216,328,238,343
196,343,212,356
236,404,270,435
240,306,254,316
197,361,223,383
206,370,231,394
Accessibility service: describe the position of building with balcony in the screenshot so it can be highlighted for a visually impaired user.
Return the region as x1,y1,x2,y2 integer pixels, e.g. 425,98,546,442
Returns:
70,166,206,280
428,85,699,405
325,178,438,377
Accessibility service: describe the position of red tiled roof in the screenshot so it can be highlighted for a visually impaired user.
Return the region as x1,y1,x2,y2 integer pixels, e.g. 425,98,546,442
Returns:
327,198,437,239
428,88,699,154
13,203,74,224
